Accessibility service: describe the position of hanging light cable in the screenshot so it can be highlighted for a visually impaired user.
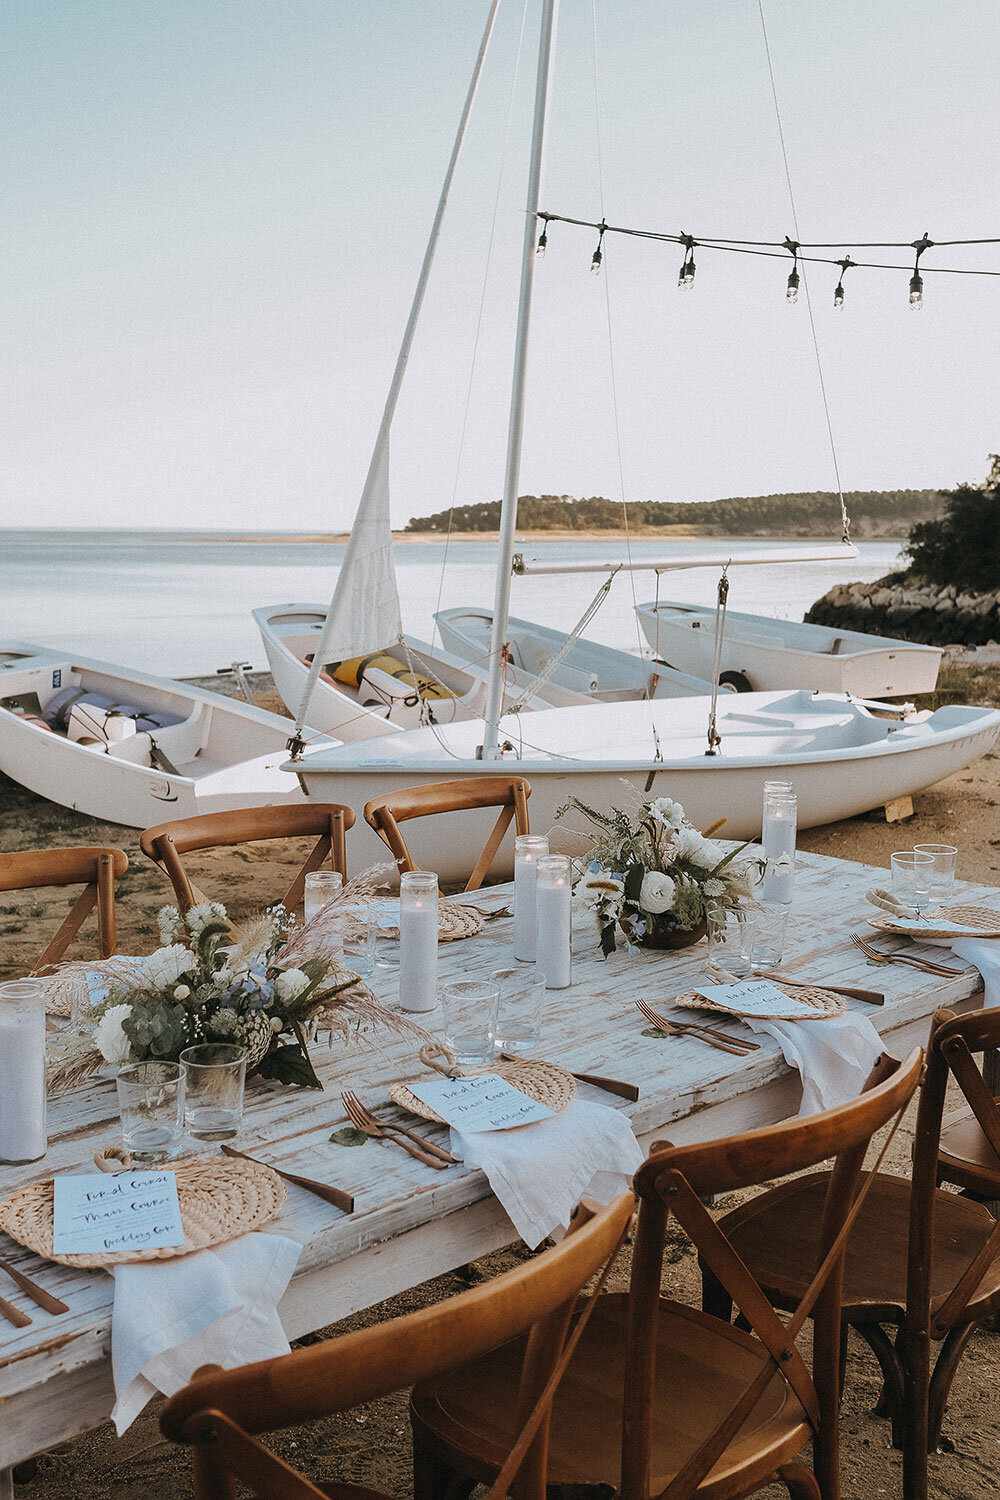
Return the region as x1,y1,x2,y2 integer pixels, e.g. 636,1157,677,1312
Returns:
909,231,932,308
783,235,800,301
591,218,607,272
833,255,854,308
677,231,697,288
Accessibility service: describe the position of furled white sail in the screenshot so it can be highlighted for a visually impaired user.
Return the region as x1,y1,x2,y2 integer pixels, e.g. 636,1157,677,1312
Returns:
319,439,400,666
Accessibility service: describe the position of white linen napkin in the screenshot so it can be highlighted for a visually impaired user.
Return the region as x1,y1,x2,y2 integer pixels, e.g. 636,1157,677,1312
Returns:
111,1231,302,1434
745,1011,884,1116
451,1099,643,1249
951,937,1000,1006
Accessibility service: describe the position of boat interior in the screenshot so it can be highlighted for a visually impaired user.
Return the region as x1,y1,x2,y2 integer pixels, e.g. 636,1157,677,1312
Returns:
438,608,660,701
0,655,283,780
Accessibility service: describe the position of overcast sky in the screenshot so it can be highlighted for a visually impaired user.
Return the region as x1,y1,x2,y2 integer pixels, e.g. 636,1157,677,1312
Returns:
3,0,998,531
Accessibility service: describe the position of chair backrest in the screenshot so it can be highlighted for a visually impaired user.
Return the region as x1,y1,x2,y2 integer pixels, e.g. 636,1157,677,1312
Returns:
140,804,355,915
0,846,128,972
621,1048,923,1500
363,776,531,892
160,1191,634,1500
909,1006,1000,1341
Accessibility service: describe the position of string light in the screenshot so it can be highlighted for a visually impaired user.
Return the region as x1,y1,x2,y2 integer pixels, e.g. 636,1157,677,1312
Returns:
909,232,932,309
590,219,607,273
677,232,696,288
833,255,854,308
535,214,549,257
784,236,800,302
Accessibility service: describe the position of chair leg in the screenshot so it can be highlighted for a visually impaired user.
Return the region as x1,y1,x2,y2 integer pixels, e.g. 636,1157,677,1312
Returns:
700,1261,733,1322
899,1328,931,1500
853,1322,905,1445
928,1321,976,1450
777,1461,821,1499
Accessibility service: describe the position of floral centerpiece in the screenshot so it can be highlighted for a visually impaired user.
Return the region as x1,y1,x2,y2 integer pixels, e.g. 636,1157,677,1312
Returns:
48,870,418,1091
558,793,760,955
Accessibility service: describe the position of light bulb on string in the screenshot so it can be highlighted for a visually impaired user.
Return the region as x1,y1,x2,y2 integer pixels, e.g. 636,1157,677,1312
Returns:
590,219,607,274
833,255,854,309
535,217,548,257
908,232,932,309
677,232,696,289
783,236,800,303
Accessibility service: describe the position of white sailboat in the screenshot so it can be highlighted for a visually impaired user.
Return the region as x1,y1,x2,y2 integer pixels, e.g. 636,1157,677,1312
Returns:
0,643,335,828
286,0,1000,873
636,598,942,697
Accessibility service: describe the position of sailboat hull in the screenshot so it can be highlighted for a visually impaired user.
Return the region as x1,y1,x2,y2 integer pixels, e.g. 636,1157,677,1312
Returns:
289,690,1000,880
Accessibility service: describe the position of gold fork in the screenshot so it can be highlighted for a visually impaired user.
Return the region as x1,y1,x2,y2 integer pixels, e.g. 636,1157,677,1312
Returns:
635,999,758,1056
850,932,963,977
341,1092,451,1169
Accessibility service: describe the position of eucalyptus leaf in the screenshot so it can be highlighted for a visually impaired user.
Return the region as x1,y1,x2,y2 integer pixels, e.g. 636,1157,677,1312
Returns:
641,1026,670,1039
329,1126,370,1148
256,1043,323,1089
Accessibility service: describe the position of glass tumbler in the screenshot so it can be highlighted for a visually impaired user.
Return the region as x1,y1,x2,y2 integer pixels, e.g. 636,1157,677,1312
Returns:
116,1061,182,1161
340,897,376,976
739,903,790,972
891,850,935,916
179,1043,247,1141
912,843,958,907
491,967,545,1054
440,980,500,1067
706,903,751,978
304,870,344,923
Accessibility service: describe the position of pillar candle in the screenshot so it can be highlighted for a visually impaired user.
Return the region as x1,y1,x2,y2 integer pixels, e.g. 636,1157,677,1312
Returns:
762,793,797,905
398,871,438,1013
0,981,47,1164
513,834,549,961
536,855,572,990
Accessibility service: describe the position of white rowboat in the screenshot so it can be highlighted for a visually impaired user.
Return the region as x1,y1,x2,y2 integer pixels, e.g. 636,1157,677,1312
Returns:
0,643,332,829
289,690,1000,880
636,599,942,697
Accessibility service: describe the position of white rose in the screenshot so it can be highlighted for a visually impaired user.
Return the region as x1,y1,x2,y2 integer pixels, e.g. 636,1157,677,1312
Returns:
672,827,706,862
94,1004,133,1065
639,871,676,914
650,797,685,829
144,944,195,990
691,838,725,870
275,967,310,1003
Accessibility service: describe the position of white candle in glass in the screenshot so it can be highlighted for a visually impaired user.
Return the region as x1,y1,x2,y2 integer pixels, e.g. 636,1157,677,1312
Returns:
513,834,549,961
762,793,797,904
0,981,47,1164
536,855,572,990
398,871,438,1013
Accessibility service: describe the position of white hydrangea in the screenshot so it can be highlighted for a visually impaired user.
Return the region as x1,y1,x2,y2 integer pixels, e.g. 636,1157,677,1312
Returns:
703,878,726,897
274,968,310,1003
185,902,228,937
157,906,181,946
691,838,726,870
639,870,676,914
649,797,685,830
94,1004,133,1065
144,944,195,991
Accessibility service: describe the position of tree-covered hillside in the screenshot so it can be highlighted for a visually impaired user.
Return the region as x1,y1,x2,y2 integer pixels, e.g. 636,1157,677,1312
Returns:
404,489,948,537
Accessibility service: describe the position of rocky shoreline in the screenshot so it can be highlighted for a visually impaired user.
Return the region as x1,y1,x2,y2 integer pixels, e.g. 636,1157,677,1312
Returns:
807,572,1000,647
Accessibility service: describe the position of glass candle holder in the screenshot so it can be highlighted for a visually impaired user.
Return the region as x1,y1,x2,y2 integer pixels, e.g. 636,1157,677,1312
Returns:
399,871,438,1013
0,980,47,1164
513,834,549,962
535,855,572,990
179,1043,247,1141
303,870,345,959
762,792,797,905
762,779,793,819
912,843,958,907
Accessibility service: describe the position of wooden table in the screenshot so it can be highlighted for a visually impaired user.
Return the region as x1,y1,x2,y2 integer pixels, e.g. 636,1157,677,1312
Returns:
0,848,995,1476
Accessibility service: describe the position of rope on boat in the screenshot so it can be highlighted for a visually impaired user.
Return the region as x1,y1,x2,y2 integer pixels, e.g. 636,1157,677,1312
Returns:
705,564,730,757
504,568,621,715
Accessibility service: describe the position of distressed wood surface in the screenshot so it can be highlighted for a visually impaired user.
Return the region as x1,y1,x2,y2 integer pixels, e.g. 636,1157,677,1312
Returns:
0,847,995,1467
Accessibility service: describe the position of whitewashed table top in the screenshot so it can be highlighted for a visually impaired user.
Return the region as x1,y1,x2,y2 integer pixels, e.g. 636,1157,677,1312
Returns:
0,846,996,1465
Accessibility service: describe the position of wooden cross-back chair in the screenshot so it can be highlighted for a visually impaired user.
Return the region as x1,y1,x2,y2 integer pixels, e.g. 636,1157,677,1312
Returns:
0,846,128,973
363,776,531,892
410,1048,923,1500
710,1007,1000,1500
159,1191,634,1500
140,805,354,916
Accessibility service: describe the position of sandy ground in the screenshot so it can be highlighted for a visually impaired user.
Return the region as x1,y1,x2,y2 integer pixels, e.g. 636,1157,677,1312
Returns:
2,665,999,1498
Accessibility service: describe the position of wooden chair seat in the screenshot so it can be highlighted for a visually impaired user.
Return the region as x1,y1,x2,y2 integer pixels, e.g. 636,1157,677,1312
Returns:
938,1112,1000,1196
412,1293,811,1497
716,1170,1000,1326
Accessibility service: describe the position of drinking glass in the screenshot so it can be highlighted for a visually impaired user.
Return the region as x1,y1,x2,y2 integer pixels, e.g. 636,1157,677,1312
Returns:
439,980,501,1067
912,844,958,907
179,1043,247,1141
491,967,545,1054
739,903,790,972
340,897,376,976
706,903,751,977
116,1062,183,1161
891,850,935,916
304,871,344,924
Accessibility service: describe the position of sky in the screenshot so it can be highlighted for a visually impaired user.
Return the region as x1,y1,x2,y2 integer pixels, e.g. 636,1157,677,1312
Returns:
2,0,999,531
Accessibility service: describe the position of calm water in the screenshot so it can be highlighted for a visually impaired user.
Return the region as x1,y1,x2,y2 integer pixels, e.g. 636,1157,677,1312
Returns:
0,530,903,679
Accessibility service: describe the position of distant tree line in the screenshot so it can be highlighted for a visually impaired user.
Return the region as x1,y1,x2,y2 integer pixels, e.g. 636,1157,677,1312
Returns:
404,489,949,537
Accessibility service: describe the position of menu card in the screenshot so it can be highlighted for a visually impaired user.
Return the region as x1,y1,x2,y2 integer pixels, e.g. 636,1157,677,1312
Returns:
694,979,821,1020
53,1171,185,1256
407,1074,554,1132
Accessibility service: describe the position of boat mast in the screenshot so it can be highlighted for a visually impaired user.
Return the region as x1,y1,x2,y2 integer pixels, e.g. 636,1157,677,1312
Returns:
480,0,560,760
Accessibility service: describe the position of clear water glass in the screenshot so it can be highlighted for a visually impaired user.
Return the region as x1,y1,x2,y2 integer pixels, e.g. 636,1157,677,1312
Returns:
891,850,935,915
439,980,500,1067
179,1043,247,1141
706,903,751,977
491,967,545,1054
373,896,400,970
304,870,343,923
739,903,790,972
912,843,958,907
341,897,376,976
116,1062,183,1161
